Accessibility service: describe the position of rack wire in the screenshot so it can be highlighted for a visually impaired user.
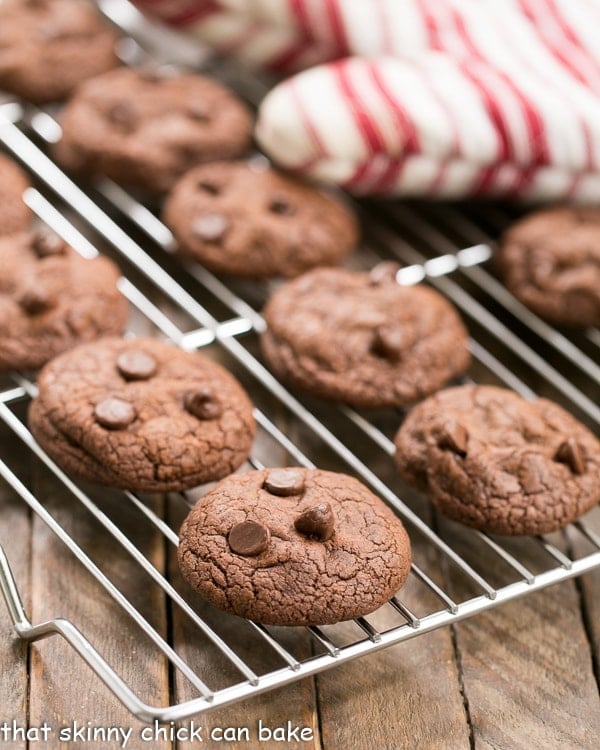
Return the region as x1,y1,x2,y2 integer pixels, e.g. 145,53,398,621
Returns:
0,0,599,723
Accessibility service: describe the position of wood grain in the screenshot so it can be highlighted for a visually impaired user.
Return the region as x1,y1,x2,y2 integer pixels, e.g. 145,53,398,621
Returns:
316,532,471,750
0,420,30,750
567,506,600,684
443,516,600,750
27,464,172,749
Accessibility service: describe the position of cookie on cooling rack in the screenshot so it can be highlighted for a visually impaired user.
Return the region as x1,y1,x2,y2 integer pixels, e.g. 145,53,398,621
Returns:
28,337,256,492
394,385,600,535
260,266,471,408
178,467,412,626
163,160,359,278
53,68,254,194
0,0,120,103
0,231,128,371
497,206,600,328
0,153,31,235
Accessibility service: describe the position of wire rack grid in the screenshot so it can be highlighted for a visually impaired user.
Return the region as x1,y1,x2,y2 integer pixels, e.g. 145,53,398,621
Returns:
0,1,599,724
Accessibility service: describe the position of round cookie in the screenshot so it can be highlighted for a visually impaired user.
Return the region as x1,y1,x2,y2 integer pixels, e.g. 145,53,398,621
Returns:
0,153,31,235
0,0,119,103
260,266,471,408
497,207,600,327
177,468,412,626
53,68,254,194
0,231,128,371
28,337,256,492
163,160,359,278
394,385,600,535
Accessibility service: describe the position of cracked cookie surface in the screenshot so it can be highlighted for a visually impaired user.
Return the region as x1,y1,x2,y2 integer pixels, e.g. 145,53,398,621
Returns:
53,68,253,194
0,0,119,103
0,154,31,235
163,160,359,278
497,207,600,327
178,468,412,626
394,385,600,535
0,231,127,371
29,337,257,492
261,267,471,408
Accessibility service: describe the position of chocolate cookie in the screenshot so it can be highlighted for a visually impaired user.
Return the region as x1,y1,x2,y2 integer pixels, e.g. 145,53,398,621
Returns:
261,267,471,408
394,385,600,535
0,231,128,371
0,153,31,235
53,68,254,194
497,207,600,327
163,160,359,278
178,468,412,626
28,337,256,492
0,0,119,103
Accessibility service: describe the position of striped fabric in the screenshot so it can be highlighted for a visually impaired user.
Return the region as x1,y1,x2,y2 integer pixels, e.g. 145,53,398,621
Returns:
133,0,600,201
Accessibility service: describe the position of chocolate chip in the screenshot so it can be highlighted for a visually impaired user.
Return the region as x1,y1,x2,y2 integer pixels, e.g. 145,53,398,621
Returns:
32,231,66,258
294,502,335,541
18,284,54,315
116,350,157,381
137,69,163,84
107,102,138,132
94,398,136,430
197,180,221,195
263,469,305,497
184,387,222,420
188,103,211,123
554,438,586,475
228,520,270,556
438,420,468,456
193,214,229,242
371,324,404,362
268,196,296,216
369,261,401,285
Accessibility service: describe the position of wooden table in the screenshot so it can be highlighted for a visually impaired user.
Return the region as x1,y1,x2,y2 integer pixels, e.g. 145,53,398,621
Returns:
1,411,599,750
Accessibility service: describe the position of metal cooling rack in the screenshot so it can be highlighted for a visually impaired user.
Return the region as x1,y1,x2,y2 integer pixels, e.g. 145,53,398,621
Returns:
0,0,599,723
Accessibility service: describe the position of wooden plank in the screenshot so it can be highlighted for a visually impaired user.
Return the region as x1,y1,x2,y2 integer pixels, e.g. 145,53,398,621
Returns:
315,532,472,750
0,420,31,750
443,516,600,750
568,506,600,683
27,465,172,749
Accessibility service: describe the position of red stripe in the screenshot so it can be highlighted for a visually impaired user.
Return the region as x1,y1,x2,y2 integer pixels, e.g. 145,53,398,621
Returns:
425,161,449,197
289,78,328,159
546,0,600,87
375,0,393,56
161,5,218,27
289,0,315,38
456,59,511,163
366,62,420,155
330,62,386,155
418,0,445,50
374,157,407,194
324,0,349,57
414,62,462,159
343,160,377,191
516,0,597,171
518,0,599,89
266,37,316,73
451,10,550,167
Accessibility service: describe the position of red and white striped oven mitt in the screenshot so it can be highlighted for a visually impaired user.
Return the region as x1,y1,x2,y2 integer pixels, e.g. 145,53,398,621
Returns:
133,0,600,202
